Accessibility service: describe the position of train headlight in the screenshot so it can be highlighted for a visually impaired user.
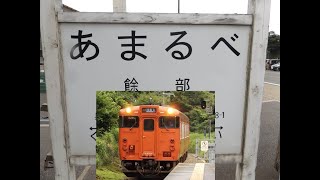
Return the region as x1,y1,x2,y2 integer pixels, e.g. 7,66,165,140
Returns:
126,107,131,113
170,138,174,144
167,108,174,114
123,138,127,143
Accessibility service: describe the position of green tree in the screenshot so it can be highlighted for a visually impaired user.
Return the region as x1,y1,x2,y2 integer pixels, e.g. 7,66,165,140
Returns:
167,91,215,133
169,91,215,112
96,91,129,136
133,92,163,105
267,31,280,59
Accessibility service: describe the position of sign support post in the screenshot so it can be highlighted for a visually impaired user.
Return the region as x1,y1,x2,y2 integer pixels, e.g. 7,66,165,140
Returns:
113,0,126,13
40,0,76,179
236,0,271,179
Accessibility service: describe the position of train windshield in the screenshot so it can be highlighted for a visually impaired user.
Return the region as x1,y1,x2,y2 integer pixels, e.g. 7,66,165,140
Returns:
159,116,180,128
119,116,139,128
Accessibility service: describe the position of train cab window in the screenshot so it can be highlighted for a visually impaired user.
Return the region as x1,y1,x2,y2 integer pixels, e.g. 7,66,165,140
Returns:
119,116,139,128
176,117,180,128
144,119,154,131
159,116,180,129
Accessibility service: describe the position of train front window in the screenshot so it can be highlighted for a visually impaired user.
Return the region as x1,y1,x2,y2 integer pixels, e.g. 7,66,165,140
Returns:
119,116,139,128
144,119,154,131
159,116,180,128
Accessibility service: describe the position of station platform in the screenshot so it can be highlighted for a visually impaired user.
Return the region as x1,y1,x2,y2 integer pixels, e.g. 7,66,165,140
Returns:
165,163,215,180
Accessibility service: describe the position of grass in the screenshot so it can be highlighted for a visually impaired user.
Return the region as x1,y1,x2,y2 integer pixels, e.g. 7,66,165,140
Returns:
96,129,125,180
96,165,126,180
189,132,215,159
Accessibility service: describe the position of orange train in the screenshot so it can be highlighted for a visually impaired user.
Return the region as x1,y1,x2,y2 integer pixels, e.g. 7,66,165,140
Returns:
118,105,190,177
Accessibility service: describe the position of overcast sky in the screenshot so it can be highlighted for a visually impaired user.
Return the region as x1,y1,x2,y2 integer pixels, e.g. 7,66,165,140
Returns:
62,0,280,34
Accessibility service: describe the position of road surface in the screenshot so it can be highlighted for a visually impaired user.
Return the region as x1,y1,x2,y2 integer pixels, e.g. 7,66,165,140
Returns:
40,125,96,180
215,101,280,180
264,70,280,85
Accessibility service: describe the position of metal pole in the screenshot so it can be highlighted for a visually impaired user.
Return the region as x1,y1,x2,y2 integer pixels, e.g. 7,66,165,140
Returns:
178,0,180,13
209,119,211,139
162,93,165,105
195,139,198,157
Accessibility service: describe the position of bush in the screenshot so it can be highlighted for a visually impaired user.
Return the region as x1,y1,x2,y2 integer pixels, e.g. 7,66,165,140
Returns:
96,138,107,167
188,132,215,153
188,132,205,153
96,129,120,167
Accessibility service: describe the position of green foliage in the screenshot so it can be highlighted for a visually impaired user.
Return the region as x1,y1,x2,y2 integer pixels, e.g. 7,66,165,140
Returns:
96,128,124,180
189,132,215,158
133,92,163,105
186,107,207,132
96,91,130,136
189,132,205,153
96,166,125,180
169,91,214,112
178,91,215,133
96,129,120,167
267,31,280,59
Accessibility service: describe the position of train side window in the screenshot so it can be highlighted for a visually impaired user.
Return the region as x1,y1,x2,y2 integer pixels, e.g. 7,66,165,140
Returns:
180,123,182,139
144,119,154,131
182,122,185,138
119,116,139,128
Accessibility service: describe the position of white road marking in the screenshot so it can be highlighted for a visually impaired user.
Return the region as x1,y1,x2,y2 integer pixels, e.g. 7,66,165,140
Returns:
262,100,280,103
77,166,91,180
190,163,205,180
40,124,49,127
264,82,280,86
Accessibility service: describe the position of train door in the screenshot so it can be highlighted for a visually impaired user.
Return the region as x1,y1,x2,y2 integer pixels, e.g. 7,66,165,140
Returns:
142,118,155,157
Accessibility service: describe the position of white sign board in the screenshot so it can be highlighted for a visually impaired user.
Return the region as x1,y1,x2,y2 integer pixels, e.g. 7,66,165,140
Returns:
59,23,250,155
41,1,270,178
201,141,209,152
